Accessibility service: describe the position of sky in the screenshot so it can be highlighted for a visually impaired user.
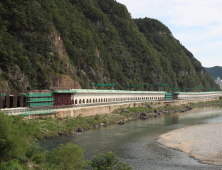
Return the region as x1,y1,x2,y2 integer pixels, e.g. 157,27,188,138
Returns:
116,0,222,67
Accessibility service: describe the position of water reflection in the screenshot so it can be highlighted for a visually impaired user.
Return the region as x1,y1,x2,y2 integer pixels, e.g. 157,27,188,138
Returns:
39,106,222,170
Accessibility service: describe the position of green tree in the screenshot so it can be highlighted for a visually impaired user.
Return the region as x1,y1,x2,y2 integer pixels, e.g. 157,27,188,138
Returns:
45,143,85,170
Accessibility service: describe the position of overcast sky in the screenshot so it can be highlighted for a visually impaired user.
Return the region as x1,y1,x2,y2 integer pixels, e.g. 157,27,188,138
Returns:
116,0,222,67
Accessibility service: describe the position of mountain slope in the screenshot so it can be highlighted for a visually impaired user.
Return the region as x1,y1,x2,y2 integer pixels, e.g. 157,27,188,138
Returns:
0,0,219,92
205,66,222,80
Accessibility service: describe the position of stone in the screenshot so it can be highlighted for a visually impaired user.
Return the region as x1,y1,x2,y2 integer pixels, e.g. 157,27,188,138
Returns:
140,112,148,119
118,121,124,125
154,109,158,113
99,123,104,126
186,106,193,110
58,132,67,136
122,109,129,113
147,104,153,109
77,127,84,132
71,131,78,135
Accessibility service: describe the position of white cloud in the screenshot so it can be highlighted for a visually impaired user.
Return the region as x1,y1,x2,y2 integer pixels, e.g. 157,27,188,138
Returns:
117,0,222,27
117,0,222,67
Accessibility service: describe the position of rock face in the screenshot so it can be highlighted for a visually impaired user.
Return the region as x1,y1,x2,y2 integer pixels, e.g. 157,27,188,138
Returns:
50,28,82,89
54,74,81,89
0,81,11,93
0,28,82,92
49,28,67,59
8,65,29,92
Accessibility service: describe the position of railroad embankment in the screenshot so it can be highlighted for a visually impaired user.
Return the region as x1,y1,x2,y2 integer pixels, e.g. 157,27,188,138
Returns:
22,97,219,120
19,98,222,140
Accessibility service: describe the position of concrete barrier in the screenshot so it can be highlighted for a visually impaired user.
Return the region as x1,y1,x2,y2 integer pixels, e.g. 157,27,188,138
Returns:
22,97,219,120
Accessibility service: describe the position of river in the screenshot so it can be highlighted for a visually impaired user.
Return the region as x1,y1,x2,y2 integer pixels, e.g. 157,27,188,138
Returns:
39,106,222,170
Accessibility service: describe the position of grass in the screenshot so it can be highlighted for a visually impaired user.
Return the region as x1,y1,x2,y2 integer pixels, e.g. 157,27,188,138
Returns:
24,112,137,140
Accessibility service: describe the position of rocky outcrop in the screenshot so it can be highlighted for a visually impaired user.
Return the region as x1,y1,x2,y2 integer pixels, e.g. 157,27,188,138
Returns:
94,21,108,30
50,29,82,89
0,81,11,93
84,66,96,80
49,27,67,59
54,74,81,89
121,109,129,113
8,65,29,92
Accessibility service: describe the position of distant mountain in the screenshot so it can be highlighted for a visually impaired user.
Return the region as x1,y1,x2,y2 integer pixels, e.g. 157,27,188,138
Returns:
205,66,222,80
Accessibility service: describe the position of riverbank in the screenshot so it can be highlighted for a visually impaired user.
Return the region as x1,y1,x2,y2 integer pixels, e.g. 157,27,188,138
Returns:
24,98,222,140
156,123,222,166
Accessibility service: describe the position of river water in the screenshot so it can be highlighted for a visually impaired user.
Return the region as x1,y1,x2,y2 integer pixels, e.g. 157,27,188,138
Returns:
39,106,222,170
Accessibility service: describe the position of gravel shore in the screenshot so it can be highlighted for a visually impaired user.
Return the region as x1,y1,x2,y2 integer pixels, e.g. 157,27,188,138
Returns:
156,123,222,166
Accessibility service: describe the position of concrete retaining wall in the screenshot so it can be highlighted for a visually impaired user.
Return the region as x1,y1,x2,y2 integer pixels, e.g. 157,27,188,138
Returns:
23,97,219,120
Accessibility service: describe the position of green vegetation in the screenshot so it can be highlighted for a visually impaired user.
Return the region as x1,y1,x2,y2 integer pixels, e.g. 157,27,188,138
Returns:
187,98,222,107
0,0,219,92
0,112,132,169
205,66,222,80
86,151,132,170
43,143,85,170
126,107,153,113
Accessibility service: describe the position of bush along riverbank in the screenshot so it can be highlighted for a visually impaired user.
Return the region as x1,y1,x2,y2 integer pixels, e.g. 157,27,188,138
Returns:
0,112,132,170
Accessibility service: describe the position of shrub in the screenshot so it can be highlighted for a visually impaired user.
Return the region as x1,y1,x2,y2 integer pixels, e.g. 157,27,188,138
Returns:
45,143,85,170
0,112,31,162
0,159,28,170
102,120,107,124
86,151,132,170
94,114,101,120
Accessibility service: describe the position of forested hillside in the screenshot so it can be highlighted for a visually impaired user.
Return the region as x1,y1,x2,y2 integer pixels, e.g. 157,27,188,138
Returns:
0,0,219,92
205,66,222,80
